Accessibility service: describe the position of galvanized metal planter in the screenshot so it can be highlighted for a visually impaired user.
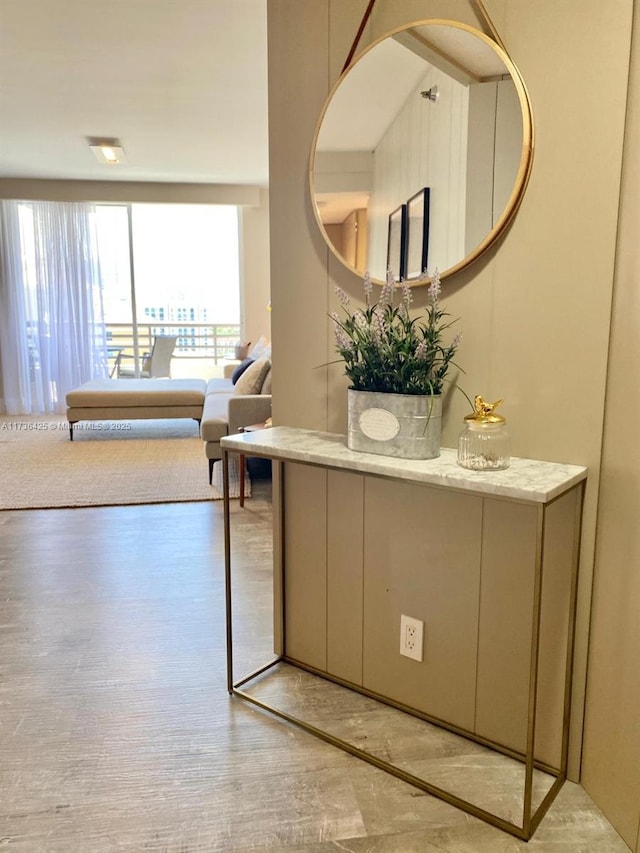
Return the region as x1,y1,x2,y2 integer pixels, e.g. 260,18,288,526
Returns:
347,389,442,460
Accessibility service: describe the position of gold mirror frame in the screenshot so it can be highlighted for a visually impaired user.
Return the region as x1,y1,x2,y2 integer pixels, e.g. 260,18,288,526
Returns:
309,19,534,285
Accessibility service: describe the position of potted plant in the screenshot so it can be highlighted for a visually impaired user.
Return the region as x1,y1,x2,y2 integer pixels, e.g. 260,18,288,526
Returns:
331,269,462,459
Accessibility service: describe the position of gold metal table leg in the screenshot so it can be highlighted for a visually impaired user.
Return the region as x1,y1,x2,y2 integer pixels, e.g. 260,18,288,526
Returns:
239,453,246,507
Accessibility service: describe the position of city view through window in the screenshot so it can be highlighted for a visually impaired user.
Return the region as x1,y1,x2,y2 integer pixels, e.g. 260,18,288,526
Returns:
96,204,241,371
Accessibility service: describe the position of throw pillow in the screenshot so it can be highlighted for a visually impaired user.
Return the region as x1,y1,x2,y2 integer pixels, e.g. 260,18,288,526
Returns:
231,357,254,385
234,357,271,395
261,368,272,395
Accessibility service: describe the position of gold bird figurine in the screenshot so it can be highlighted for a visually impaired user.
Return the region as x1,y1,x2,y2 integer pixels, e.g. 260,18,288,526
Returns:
465,396,506,424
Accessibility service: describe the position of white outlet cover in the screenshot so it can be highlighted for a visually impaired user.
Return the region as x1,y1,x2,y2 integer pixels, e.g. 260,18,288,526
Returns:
400,614,424,662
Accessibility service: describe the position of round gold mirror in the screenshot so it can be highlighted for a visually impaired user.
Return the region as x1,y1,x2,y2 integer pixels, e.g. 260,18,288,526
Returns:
309,19,534,284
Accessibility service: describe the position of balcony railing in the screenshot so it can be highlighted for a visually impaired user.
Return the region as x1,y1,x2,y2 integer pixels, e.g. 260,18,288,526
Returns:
106,322,241,373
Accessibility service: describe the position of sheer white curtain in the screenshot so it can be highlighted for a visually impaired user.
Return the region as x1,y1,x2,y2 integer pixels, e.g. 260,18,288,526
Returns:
0,200,108,414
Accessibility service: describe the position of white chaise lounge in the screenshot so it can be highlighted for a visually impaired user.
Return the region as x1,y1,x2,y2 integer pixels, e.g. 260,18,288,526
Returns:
65,379,206,440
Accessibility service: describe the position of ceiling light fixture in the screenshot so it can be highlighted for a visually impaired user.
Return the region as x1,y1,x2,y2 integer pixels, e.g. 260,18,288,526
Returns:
87,137,127,165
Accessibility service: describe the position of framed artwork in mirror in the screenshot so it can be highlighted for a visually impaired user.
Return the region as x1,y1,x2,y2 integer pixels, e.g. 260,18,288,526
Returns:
406,188,430,280
387,204,407,281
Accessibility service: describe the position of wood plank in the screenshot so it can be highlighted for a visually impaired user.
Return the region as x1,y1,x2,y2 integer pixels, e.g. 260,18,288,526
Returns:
362,477,482,730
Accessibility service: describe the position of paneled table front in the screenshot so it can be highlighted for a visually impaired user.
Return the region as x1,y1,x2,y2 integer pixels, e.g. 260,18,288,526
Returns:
220,426,587,840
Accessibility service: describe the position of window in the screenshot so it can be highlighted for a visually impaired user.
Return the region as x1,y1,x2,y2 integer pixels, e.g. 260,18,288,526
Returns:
96,203,241,372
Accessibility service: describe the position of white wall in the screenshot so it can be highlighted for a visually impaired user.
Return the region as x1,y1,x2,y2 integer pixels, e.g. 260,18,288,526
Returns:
239,188,272,348
465,77,521,254
368,64,468,278
0,178,260,206
580,2,640,845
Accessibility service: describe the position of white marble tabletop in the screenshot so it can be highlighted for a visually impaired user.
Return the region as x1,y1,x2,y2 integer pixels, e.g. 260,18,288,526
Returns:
221,426,587,503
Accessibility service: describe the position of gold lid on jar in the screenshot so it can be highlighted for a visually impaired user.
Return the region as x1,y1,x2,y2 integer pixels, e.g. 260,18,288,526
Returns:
464,395,506,425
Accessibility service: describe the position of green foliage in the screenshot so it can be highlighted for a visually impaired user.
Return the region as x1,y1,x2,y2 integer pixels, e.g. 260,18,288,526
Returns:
331,270,462,396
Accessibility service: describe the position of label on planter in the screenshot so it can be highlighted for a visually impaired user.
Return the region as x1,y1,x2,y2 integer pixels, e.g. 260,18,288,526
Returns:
359,408,400,441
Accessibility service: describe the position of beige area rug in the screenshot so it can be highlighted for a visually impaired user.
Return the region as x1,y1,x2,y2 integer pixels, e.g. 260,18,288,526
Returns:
0,415,250,510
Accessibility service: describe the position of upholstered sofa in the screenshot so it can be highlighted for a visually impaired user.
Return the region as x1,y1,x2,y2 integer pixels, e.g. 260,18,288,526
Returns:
200,356,272,483
65,356,272,483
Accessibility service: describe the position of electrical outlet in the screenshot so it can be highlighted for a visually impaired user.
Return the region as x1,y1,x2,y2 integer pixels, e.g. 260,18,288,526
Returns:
400,614,424,661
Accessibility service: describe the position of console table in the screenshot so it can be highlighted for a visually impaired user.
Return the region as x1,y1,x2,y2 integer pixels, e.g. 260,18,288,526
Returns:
220,426,586,840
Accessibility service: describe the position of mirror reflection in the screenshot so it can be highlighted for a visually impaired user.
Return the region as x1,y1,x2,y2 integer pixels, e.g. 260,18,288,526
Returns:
310,21,533,283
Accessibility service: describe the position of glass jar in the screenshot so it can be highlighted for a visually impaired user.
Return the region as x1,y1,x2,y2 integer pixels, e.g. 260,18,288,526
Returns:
457,396,510,471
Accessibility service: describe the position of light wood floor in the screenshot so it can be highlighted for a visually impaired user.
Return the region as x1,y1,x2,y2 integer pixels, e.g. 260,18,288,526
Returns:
0,486,631,852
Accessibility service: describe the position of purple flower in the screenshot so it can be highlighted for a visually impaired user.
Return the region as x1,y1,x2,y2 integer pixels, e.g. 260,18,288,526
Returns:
399,283,412,317
427,268,441,305
335,286,350,307
355,312,368,330
330,312,351,349
380,267,395,305
363,270,373,302
371,309,385,346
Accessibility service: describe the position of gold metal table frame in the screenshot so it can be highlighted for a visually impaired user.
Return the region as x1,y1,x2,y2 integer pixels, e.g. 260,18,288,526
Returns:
221,446,583,842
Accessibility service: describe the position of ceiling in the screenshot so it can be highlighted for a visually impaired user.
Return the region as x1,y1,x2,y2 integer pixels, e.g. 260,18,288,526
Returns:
0,0,269,185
